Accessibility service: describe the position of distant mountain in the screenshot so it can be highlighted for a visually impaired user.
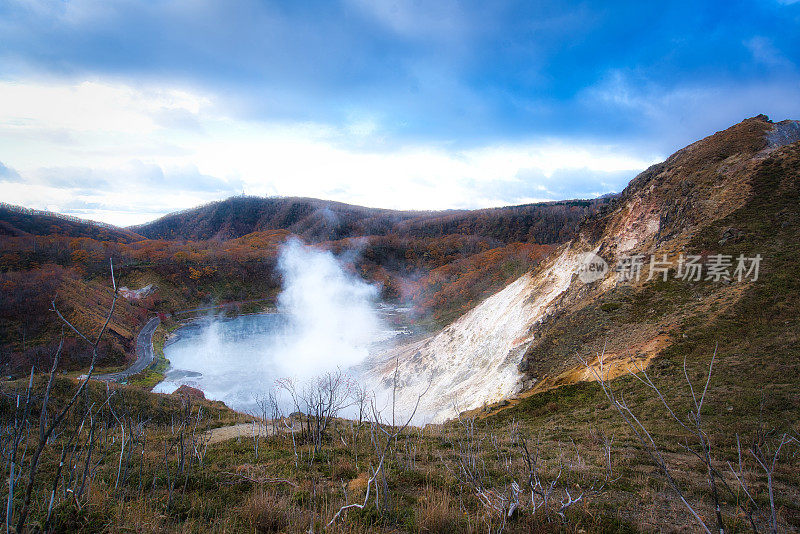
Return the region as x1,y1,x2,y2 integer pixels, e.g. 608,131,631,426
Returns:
130,196,613,245
0,203,144,243
130,197,425,241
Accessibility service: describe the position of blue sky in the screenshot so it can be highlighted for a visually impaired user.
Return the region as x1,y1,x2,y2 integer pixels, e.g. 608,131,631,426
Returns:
1,0,799,225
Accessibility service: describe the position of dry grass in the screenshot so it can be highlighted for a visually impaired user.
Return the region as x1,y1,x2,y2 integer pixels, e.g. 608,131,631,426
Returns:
415,486,466,533
240,490,307,533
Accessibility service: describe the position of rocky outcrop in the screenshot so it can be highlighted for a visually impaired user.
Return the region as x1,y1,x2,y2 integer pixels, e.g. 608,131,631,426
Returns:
172,384,205,400
118,284,156,300
764,119,800,151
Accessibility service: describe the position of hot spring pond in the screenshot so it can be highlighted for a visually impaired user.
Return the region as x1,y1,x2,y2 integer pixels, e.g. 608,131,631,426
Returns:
153,308,411,413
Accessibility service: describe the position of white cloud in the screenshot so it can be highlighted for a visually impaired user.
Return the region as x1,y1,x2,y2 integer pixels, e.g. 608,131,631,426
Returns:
0,78,658,225
582,70,800,151
0,80,209,135
745,37,795,69
345,0,469,41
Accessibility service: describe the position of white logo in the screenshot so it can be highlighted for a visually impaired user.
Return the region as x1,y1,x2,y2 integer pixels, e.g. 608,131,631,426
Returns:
576,252,609,283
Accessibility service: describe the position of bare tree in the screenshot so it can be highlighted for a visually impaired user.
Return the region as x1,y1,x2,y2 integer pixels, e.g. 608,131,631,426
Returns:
6,368,35,533
580,346,798,534
326,366,429,528
304,371,352,455
579,347,717,533
14,259,118,531
278,371,352,457
350,383,370,469
746,431,797,534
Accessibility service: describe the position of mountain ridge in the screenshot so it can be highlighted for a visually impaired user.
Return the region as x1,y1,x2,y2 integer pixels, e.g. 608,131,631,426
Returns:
130,195,613,245
0,202,144,243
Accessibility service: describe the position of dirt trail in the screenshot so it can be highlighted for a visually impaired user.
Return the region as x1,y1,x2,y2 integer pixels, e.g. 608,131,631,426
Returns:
206,421,279,444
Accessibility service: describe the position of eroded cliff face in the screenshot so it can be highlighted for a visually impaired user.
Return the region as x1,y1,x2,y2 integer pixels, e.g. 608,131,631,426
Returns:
362,115,800,423
362,245,585,423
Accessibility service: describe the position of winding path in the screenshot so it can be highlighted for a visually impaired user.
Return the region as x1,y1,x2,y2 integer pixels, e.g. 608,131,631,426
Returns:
206,422,277,444
94,317,160,382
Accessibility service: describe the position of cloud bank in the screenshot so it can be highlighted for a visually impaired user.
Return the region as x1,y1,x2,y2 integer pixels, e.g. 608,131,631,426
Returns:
1,1,799,223
0,79,658,225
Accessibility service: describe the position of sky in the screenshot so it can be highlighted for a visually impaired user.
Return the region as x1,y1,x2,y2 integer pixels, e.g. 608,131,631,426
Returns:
0,0,799,226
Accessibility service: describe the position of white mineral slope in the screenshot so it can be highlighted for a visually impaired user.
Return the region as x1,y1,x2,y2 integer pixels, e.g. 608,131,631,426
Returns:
362,245,583,424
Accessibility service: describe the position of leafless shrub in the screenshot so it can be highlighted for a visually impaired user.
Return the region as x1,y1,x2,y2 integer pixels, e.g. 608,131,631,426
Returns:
8,259,118,531
440,416,595,532
580,345,798,534
277,370,353,458
326,361,429,527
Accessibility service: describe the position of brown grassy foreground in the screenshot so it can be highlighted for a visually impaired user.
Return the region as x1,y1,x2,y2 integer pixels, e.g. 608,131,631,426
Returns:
1,349,798,534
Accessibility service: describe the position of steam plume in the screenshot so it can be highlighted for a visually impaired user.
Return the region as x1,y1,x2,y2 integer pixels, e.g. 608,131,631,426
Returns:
273,238,385,378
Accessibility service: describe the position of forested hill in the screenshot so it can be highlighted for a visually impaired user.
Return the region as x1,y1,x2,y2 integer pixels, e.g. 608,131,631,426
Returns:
130,195,613,244
130,197,426,242
0,203,143,243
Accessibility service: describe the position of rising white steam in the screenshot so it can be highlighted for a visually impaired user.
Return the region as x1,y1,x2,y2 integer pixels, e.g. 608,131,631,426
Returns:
273,238,386,378
154,238,395,411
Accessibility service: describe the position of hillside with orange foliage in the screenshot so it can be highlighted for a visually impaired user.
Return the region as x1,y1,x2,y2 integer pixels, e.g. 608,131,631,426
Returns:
408,242,554,326
0,196,596,374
